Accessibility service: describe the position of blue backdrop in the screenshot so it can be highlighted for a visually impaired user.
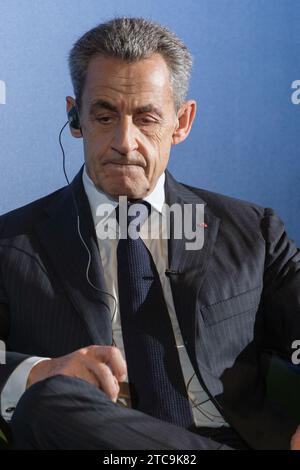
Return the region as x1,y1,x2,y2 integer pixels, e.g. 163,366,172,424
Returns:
0,0,299,243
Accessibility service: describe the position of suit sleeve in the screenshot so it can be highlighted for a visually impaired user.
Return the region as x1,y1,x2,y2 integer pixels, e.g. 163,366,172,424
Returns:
0,285,32,393
261,207,300,359
1,357,48,421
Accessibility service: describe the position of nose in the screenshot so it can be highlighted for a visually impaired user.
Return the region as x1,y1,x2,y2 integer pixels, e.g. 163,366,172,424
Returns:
111,117,138,156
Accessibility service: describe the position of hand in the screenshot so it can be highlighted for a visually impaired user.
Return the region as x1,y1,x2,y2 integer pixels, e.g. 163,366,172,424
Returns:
290,425,300,450
26,345,127,403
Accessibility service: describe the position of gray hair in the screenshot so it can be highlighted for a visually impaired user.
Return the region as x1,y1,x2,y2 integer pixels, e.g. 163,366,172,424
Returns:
68,17,193,112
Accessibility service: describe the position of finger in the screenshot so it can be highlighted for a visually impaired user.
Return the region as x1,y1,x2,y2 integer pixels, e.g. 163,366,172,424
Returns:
113,376,120,401
71,368,100,389
34,354,100,389
87,359,120,402
91,346,127,382
291,425,300,450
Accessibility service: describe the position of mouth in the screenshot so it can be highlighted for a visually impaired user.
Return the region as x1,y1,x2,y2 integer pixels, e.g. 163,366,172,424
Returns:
104,162,145,171
104,161,144,167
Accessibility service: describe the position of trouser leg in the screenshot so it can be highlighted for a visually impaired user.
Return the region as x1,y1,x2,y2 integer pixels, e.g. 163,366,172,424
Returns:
11,375,230,450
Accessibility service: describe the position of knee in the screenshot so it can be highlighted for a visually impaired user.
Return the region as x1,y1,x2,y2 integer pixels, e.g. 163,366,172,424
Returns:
11,375,99,449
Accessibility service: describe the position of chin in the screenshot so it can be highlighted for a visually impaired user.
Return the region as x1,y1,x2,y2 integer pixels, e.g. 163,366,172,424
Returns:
109,187,147,200
105,178,149,199
110,187,146,199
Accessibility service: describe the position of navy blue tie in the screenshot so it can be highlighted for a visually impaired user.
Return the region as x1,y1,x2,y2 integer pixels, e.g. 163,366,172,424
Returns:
117,201,194,428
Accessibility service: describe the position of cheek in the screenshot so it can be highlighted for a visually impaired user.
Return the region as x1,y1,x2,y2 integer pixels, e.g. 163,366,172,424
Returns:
84,134,110,164
150,126,165,145
144,126,171,156
140,131,171,177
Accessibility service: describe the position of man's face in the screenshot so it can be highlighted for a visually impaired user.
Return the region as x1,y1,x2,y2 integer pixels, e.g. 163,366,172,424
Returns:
68,53,195,199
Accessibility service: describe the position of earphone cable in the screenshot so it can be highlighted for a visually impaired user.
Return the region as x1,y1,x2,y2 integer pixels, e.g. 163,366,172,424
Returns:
58,121,117,328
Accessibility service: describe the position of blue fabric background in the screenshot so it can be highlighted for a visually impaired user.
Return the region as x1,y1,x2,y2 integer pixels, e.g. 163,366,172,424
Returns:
0,0,299,243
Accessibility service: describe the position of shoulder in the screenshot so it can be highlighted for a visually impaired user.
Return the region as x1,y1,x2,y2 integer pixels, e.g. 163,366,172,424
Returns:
181,181,266,220
180,182,297,254
0,187,66,238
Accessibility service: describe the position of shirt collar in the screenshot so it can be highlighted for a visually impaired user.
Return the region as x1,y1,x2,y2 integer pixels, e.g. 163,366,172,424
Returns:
82,165,165,227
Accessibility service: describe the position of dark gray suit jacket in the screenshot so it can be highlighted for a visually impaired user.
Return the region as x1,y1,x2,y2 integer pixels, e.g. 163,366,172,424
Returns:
1,168,300,449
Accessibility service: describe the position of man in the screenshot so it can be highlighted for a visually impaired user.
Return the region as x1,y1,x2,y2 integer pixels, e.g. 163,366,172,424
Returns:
0,17,300,450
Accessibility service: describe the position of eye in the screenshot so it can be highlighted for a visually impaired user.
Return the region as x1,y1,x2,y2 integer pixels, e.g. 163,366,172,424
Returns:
138,117,158,125
96,116,114,124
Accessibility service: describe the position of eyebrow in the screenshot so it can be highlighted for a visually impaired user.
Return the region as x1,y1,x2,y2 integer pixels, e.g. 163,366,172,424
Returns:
90,100,163,119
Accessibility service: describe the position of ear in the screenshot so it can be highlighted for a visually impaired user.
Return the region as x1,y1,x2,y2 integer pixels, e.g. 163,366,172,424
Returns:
171,100,197,145
66,96,82,138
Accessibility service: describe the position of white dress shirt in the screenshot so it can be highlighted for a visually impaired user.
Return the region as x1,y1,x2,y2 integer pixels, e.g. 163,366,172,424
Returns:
1,357,47,421
1,166,228,428
83,166,228,428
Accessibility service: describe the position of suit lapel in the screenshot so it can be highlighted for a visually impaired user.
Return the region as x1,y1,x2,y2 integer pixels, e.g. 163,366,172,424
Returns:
34,168,112,345
33,169,219,354
165,171,220,365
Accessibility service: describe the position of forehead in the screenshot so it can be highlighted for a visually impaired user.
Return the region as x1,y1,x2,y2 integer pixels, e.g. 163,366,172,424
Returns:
82,53,173,104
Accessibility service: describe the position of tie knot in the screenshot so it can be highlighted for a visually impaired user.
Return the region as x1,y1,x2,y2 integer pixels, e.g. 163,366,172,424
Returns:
116,200,151,236
128,200,151,223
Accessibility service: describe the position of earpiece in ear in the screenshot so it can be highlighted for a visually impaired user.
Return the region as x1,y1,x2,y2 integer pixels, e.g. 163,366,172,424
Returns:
68,106,81,130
